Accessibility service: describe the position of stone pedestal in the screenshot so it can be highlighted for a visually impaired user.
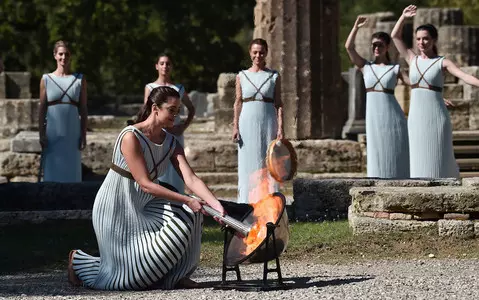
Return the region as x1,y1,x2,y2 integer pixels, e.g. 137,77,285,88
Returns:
342,68,366,140
253,0,345,139
214,73,236,133
2,72,31,99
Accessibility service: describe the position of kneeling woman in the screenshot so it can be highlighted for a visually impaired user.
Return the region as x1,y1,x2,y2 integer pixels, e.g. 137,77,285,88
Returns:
68,86,225,290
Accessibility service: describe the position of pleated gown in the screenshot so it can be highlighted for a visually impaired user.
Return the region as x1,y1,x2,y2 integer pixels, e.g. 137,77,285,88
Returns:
237,69,279,204
408,56,459,178
71,126,202,290
42,73,83,182
363,63,410,178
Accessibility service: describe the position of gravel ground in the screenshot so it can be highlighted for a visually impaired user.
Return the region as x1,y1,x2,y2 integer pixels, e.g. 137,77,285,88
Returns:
1,259,478,300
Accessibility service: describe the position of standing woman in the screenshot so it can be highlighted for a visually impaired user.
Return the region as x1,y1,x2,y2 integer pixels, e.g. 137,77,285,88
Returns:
345,16,409,178
38,40,87,182
144,54,195,194
232,38,283,204
391,5,479,178
69,86,225,290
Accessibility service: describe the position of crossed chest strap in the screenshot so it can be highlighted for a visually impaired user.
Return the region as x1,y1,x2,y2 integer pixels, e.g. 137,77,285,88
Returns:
365,64,396,95
110,131,176,181
410,56,443,92
241,71,276,103
46,73,80,107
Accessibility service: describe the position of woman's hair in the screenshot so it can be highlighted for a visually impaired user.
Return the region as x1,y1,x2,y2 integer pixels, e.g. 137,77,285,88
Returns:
249,38,268,52
135,86,180,123
416,24,439,55
371,31,391,62
157,53,172,64
53,40,70,55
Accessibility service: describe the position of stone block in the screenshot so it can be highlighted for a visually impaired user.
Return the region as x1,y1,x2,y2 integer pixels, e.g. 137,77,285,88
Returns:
475,221,479,237
438,26,479,66
217,73,237,89
216,87,235,109
469,101,479,129
0,72,5,98
0,139,10,152
462,177,479,187
438,219,474,238
292,139,363,173
0,99,39,138
293,178,375,221
213,144,238,171
448,100,470,130
0,176,7,183
214,108,234,133
11,131,41,153
389,213,413,220
414,8,463,30
444,71,457,84
4,72,31,98
349,207,437,235
184,144,217,172
443,213,470,220
9,176,37,183
206,93,216,117
189,91,208,118
0,152,40,177
350,186,479,214
443,84,463,99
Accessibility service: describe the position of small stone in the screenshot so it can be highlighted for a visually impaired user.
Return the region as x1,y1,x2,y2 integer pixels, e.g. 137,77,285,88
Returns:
428,253,435,258
443,213,470,220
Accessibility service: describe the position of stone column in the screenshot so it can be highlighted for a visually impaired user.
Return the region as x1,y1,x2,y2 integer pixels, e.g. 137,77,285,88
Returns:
253,0,345,139
438,26,479,67
341,68,366,139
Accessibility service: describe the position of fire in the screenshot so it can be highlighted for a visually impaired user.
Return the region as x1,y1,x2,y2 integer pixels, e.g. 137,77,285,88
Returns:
242,194,283,255
242,167,283,255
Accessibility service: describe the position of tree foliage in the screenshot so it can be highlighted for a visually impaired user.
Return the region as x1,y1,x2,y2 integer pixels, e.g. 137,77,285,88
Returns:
0,0,254,95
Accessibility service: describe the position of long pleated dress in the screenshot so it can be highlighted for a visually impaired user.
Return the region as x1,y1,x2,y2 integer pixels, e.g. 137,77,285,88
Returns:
42,73,83,182
363,63,410,178
408,56,459,178
71,126,203,290
146,82,186,194
237,69,279,204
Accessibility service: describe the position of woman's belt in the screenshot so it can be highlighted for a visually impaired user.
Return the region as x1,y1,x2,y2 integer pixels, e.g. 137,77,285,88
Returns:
365,87,395,95
110,163,179,192
410,83,443,92
242,97,274,103
47,100,80,107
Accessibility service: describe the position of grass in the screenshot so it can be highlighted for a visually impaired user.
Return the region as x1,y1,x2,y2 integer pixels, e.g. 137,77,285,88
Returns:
1,220,479,274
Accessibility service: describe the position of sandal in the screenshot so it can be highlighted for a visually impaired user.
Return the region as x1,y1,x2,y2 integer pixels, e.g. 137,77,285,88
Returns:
174,277,202,289
67,250,83,287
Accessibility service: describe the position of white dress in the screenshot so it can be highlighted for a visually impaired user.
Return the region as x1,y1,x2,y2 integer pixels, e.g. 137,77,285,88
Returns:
71,126,202,290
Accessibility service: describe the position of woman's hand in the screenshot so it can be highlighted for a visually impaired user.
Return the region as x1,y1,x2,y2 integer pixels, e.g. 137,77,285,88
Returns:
402,5,417,18
186,197,205,213
232,127,240,143
354,16,368,29
444,98,455,107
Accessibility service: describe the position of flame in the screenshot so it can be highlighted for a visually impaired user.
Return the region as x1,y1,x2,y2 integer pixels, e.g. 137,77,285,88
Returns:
241,167,283,255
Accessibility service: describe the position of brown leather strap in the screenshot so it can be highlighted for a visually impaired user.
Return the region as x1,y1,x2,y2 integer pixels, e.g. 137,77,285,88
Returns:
365,64,396,93
411,56,443,92
46,73,80,103
110,163,134,180
241,70,276,102
242,96,274,103
365,87,395,95
47,99,80,107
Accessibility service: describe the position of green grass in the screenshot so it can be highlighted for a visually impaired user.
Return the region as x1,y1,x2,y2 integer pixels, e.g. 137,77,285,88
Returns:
1,220,479,274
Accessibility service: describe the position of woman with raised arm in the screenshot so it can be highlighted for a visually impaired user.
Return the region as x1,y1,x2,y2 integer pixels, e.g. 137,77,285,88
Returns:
232,38,283,204
144,54,196,194
38,40,88,182
391,5,479,178
68,86,224,290
345,16,409,178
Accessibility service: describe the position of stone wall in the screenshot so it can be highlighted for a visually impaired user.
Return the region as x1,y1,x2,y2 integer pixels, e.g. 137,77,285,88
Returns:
349,177,479,238
1,131,365,182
